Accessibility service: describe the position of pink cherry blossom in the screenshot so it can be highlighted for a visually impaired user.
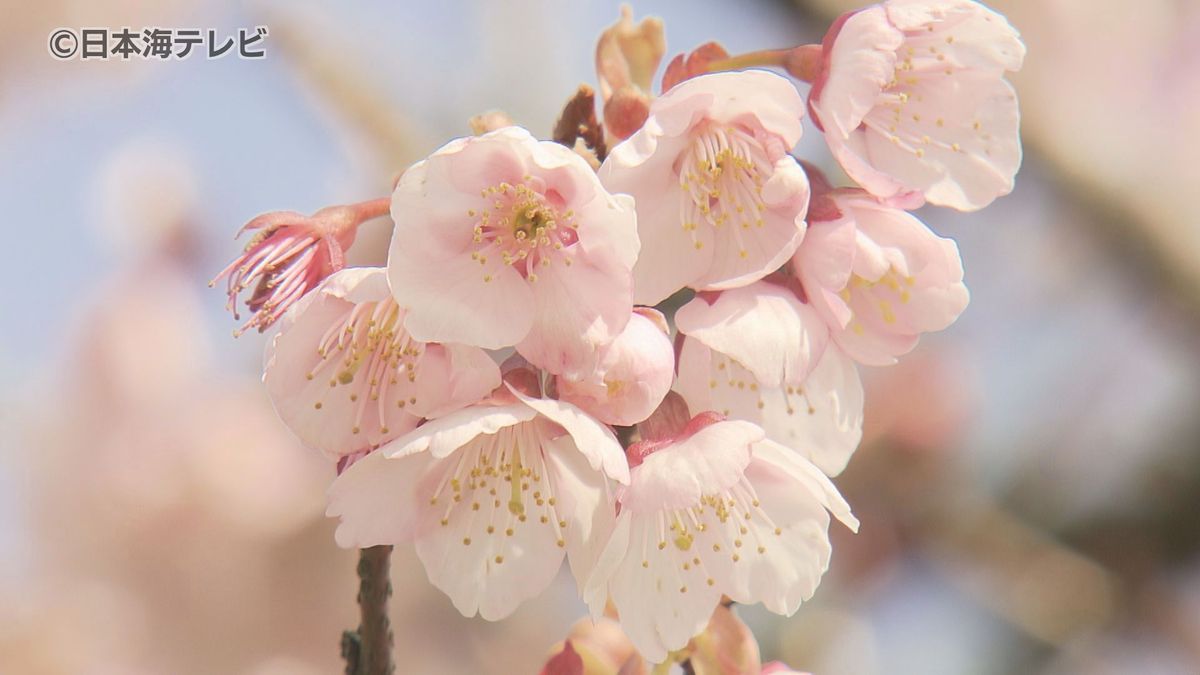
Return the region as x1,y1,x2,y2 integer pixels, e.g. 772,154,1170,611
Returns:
327,381,629,621
556,308,675,427
584,411,857,663
792,184,969,366
387,127,639,379
263,267,501,458
211,199,388,334
674,283,865,477
599,70,811,305
808,0,1026,210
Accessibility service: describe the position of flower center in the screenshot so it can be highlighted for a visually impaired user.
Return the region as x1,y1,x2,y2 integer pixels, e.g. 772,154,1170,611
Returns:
678,125,772,256
307,296,423,435
862,24,989,159
469,181,580,283
427,423,568,558
634,476,782,591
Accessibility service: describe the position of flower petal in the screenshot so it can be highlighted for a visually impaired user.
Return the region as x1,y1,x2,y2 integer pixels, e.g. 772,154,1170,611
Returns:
676,282,828,386
556,309,675,427
677,339,864,477
516,246,633,379
379,403,536,459
510,387,630,485
327,450,436,548
621,420,762,513
388,234,535,349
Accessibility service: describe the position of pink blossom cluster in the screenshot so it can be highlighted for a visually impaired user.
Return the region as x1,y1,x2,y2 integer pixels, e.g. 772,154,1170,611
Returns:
215,0,1022,669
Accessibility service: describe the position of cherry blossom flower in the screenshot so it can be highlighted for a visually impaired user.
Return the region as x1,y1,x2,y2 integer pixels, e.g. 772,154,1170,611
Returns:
211,199,389,334
556,308,675,427
808,0,1026,210
388,127,639,379
264,267,500,458
584,409,857,663
327,379,629,621
674,283,865,477
595,4,666,141
791,181,969,366
599,70,811,306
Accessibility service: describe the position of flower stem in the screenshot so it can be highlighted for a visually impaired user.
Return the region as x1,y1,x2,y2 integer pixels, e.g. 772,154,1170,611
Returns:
341,545,395,675
350,197,392,222
706,48,792,71
706,44,824,83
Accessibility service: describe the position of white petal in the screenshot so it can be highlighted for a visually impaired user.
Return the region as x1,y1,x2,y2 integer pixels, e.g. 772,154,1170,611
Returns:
511,387,630,484
607,514,724,663
543,434,619,601
750,439,859,532
814,7,904,138
379,403,536,459
515,246,633,379
388,238,534,349
415,483,565,621
326,450,434,548
583,509,632,618
412,422,571,621
676,283,829,386
677,340,864,477
408,343,502,419
714,442,856,615
621,420,762,513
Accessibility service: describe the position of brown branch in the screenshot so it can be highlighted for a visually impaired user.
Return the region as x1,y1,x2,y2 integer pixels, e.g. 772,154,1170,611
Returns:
552,84,608,163
342,546,395,675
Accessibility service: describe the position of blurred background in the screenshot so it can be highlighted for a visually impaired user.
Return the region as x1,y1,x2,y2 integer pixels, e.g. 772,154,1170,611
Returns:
2,0,1198,673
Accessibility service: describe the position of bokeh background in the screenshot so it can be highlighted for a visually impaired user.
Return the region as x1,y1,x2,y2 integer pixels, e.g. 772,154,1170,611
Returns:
2,0,1199,673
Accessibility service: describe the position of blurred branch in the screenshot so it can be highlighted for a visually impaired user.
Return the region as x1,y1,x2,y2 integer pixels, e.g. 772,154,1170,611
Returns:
260,7,421,170
923,496,1119,645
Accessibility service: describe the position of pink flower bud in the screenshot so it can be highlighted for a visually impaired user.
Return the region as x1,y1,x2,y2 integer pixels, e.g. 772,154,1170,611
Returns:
595,5,665,140
557,308,675,427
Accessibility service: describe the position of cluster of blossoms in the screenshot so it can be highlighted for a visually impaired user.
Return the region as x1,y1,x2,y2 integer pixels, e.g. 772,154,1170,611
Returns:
214,0,1022,671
